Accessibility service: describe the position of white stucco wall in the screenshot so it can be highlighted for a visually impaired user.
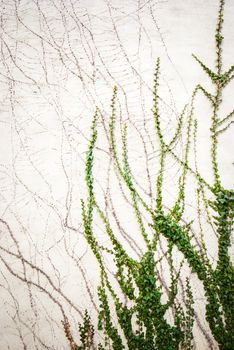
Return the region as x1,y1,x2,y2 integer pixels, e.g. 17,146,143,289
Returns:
0,0,233,349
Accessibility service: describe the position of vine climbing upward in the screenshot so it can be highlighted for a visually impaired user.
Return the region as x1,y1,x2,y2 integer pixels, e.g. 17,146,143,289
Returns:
62,0,234,349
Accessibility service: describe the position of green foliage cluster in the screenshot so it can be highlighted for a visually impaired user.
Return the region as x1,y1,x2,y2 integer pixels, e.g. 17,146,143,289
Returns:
77,310,95,350
64,1,233,349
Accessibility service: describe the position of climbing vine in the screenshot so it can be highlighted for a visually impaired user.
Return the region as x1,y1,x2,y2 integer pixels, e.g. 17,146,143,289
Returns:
64,1,233,349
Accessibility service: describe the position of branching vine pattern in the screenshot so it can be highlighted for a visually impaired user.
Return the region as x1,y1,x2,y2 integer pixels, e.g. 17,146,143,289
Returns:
0,0,233,349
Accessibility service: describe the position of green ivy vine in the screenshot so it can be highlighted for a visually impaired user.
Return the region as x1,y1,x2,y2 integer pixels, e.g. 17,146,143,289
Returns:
63,1,233,349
